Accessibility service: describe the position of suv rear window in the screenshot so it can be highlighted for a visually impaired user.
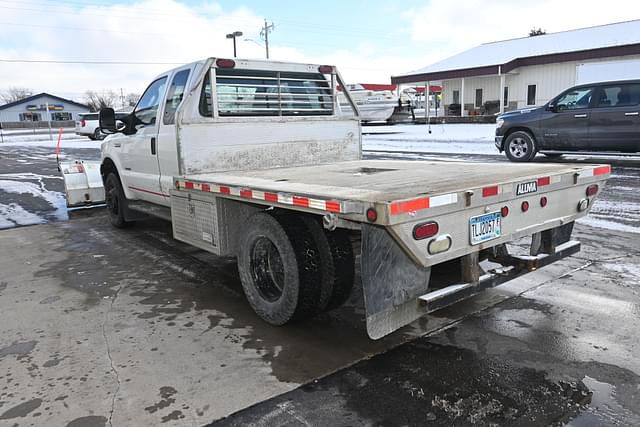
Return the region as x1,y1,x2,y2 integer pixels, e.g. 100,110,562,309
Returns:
200,68,333,117
80,113,98,120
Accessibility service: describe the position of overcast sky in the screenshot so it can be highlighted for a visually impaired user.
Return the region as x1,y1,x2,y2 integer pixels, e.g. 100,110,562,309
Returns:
1,0,639,101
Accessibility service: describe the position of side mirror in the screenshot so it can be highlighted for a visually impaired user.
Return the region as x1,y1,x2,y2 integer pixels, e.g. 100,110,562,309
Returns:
547,104,557,113
99,108,117,133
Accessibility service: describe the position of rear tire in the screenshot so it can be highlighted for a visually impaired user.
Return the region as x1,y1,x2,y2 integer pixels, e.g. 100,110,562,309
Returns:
104,172,134,228
504,131,537,162
238,212,324,325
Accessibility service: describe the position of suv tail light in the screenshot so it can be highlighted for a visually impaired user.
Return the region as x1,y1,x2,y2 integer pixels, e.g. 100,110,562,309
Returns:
81,119,86,127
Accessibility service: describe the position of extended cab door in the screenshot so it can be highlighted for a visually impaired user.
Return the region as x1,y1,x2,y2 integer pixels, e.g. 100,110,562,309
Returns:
157,67,192,196
121,76,168,204
540,86,594,150
589,83,640,152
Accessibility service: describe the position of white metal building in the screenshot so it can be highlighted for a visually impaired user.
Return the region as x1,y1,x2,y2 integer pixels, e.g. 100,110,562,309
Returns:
0,93,90,123
392,20,640,116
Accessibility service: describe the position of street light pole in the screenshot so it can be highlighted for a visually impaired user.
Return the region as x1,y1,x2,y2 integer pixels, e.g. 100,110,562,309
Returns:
226,31,243,58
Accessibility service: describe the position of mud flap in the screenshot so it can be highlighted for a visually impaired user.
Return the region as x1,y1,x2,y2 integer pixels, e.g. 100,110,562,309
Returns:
59,161,105,207
361,224,431,340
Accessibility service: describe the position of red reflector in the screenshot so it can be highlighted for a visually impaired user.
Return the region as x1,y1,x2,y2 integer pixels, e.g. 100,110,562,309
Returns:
521,201,529,212
325,201,341,213
185,181,194,189
390,198,429,215
240,189,252,198
540,196,548,207
265,192,278,202
537,176,550,186
292,196,309,207
482,186,499,197
594,165,610,176
175,180,180,189
586,184,599,197
318,65,333,74
216,58,235,68
366,208,378,222
201,183,210,192
219,186,231,194
413,221,439,240
501,206,509,217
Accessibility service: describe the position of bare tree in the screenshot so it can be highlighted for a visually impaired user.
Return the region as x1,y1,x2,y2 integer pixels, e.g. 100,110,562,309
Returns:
529,27,546,37
0,87,34,104
84,90,119,112
125,92,140,108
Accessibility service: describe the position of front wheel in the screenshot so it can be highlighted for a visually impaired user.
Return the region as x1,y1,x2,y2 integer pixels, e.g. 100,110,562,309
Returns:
504,131,537,162
104,172,133,228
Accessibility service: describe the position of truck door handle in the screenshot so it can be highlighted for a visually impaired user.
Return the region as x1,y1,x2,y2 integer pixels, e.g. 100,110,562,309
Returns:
151,137,156,155
625,112,639,116
574,114,588,118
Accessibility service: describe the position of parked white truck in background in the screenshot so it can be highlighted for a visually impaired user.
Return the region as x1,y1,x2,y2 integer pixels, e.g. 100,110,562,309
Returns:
61,57,610,339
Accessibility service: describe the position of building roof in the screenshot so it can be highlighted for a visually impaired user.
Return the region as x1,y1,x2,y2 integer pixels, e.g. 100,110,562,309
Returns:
392,20,640,84
0,92,90,111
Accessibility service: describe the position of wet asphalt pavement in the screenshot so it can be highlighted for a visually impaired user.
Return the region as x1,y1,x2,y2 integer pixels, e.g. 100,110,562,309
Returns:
0,135,639,426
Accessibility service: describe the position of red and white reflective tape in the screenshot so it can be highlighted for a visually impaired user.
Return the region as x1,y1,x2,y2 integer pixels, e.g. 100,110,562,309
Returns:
579,165,611,179
175,179,350,214
389,193,458,216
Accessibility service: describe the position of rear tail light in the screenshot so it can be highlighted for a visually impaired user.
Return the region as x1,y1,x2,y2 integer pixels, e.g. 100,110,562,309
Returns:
540,196,548,207
81,119,86,127
586,184,599,197
413,221,439,240
500,206,509,217
318,65,334,74
521,201,529,212
366,208,378,222
216,58,235,68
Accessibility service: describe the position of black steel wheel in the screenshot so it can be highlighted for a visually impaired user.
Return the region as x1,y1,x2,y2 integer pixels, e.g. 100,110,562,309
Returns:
238,212,324,325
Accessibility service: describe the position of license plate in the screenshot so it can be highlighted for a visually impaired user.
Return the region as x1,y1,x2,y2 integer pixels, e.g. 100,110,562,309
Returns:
470,211,502,245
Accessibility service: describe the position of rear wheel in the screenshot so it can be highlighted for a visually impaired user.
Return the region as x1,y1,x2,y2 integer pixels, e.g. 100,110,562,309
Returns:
104,172,133,228
504,131,537,162
238,212,324,325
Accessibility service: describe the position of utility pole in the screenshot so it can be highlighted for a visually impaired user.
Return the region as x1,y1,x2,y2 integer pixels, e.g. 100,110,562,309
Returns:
260,19,274,59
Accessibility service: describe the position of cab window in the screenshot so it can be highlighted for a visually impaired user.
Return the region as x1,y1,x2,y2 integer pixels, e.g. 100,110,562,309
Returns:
163,70,190,125
595,84,640,108
135,77,168,125
554,88,593,111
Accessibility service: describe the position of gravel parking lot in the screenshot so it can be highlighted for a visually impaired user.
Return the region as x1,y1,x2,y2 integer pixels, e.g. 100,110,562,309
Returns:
0,125,638,426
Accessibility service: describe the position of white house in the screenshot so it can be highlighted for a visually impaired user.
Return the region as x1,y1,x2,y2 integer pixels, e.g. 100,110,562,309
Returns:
392,20,640,116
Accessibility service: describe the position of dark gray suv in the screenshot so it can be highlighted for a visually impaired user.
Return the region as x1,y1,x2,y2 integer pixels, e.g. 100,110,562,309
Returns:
496,80,640,162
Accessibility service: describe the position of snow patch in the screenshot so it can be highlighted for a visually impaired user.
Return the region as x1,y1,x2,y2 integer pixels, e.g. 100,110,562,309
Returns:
0,179,68,221
0,203,46,229
577,216,640,234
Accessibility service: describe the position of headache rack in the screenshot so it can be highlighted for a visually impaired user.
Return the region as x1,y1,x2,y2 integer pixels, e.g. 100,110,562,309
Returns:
198,59,359,119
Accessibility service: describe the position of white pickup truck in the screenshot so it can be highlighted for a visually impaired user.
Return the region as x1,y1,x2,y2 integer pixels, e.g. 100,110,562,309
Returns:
60,57,610,339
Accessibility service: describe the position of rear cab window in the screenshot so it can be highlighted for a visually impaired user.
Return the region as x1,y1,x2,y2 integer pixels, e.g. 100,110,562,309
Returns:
595,84,640,108
199,68,333,117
